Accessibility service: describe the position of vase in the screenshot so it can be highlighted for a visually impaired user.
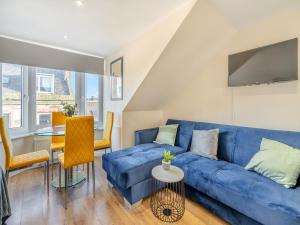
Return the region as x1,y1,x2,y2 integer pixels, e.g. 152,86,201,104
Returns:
162,160,171,170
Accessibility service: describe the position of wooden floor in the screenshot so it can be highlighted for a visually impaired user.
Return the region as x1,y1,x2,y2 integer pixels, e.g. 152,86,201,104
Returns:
7,156,228,225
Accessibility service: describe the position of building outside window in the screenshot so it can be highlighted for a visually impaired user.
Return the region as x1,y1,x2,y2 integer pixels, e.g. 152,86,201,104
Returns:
35,68,76,126
85,73,100,122
36,73,54,93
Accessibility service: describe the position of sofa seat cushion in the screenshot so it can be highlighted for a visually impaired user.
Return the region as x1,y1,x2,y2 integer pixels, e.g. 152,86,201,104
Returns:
173,152,300,225
212,163,300,225
102,143,185,189
172,152,229,196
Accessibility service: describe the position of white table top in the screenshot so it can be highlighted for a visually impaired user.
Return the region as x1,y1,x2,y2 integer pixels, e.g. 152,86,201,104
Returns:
151,165,184,183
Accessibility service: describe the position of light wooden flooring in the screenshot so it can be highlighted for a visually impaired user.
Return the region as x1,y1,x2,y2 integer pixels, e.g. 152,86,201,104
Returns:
7,156,228,225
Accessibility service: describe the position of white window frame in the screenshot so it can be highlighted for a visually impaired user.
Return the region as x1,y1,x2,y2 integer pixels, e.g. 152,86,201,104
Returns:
36,73,54,94
0,63,29,135
74,72,102,124
0,62,103,135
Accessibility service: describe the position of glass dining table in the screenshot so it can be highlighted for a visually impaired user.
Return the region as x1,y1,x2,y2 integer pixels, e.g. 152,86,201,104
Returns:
35,125,87,189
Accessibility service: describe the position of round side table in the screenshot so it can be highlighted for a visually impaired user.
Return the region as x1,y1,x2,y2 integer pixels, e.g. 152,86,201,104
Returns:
150,165,185,223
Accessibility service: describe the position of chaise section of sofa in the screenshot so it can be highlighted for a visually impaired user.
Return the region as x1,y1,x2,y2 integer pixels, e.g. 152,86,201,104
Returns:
102,128,187,204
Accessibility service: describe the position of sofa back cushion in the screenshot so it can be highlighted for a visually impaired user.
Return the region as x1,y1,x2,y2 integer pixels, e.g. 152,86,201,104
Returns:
234,127,300,167
194,122,238,162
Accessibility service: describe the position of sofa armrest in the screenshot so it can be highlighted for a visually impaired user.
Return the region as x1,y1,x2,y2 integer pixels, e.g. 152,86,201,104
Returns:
135,127,159,145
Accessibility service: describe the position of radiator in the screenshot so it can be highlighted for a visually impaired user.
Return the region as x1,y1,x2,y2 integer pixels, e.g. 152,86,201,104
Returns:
34,136,51,152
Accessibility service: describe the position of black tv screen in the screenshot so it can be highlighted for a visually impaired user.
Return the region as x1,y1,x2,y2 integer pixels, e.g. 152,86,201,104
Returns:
228,38,298,87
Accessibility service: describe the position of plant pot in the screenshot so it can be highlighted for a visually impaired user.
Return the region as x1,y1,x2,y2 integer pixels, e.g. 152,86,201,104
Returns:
162,160,171,170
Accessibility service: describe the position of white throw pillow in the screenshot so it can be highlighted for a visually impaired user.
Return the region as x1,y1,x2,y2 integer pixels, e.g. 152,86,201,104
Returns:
190,129,219,160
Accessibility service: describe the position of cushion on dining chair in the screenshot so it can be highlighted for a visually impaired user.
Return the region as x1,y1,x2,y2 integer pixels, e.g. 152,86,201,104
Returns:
94,139,111,150
9,150,50,169
50,142,65,151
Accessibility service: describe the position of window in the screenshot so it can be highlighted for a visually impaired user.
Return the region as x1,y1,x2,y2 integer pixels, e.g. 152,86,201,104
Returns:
0,62,103,134
36,73,54,93
1,63,24,128
37,113,51,126
35,68,76,126
85,74,100,122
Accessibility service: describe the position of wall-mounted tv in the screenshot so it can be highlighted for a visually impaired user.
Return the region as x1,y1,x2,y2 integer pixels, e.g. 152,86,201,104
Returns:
228,38,298,87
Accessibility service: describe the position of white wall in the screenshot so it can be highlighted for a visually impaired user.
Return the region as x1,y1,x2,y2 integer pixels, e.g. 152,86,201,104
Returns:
163,9,300,131
122,110,163,148
121,0,300,137
125,0,236,111
104,1,195,147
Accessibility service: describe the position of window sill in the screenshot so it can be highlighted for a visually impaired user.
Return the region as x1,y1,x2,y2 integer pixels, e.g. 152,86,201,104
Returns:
95,126,103,131
0,132,33,144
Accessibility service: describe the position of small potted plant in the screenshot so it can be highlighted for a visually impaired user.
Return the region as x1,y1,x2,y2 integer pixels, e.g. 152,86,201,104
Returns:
162,150,176,170
61,102,78,117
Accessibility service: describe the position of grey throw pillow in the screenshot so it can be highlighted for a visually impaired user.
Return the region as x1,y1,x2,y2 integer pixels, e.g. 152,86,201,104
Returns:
190,129,219,160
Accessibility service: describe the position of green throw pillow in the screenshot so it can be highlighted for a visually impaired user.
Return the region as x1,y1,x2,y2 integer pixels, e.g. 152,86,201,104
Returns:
245,138,300,188
154,124,178,146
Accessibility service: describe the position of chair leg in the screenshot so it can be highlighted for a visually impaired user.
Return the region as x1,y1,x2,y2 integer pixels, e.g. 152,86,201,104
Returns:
44,162,46,185
92,161,95,198
105,148,107,154
59,164,61,191
51,151,54,180
87,162,89,183
110,147,112,153
47,160,50,196
64,168,67,209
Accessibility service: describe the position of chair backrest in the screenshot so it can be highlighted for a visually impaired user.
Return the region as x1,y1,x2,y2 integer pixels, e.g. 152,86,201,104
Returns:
102,112,114,144
52,112,67,144
0,117,13,170
64,116,94,168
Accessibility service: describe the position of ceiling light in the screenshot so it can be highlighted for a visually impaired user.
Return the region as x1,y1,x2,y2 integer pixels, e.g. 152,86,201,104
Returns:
63,35,68,40
76,1,83,6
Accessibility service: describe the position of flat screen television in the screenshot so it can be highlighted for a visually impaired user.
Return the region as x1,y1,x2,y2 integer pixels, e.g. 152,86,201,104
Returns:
228,38,298,87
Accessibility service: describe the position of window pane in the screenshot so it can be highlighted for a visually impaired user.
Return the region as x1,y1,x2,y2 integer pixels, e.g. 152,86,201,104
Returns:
2,63,23,128
37,74,54,93
85,74,99,122
36,68,76,126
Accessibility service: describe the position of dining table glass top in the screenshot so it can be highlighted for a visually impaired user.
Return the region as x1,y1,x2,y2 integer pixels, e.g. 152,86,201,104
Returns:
35,125,65,136
34,124,102,136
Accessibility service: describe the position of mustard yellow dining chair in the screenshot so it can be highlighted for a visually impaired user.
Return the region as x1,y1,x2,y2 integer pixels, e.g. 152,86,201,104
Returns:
94,112,114,153
0,117,50,194
57,116,95,209
50,111,67,179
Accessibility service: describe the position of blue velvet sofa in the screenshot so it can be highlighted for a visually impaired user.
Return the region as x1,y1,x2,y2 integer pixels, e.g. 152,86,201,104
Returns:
102,119,300,225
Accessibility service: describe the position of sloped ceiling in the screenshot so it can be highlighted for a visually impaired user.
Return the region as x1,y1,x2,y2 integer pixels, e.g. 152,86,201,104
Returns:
124,0,300,112
125,0,236,111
